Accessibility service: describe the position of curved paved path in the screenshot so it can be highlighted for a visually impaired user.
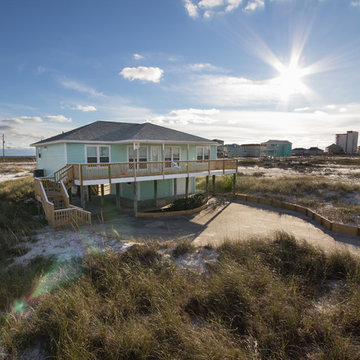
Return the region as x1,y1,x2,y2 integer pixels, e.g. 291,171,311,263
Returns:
191,198,360,254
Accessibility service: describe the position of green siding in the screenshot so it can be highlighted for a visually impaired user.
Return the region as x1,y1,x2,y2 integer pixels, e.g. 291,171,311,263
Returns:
67,144,85,163
111,144,128,162
36,143,66,176
119,179,174,200
140,181,155,200
210,145,217,159
121,182,135,200
157,179,173,198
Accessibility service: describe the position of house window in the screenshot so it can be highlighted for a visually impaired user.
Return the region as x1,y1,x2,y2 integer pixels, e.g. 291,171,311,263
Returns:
99,146,109,163
127,146,148,169
196,146,210,161
164,146,180,168
86,145,110,163
87,146,98,163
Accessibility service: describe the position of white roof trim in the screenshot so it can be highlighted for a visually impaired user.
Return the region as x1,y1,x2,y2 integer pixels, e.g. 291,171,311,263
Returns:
31,139,216,147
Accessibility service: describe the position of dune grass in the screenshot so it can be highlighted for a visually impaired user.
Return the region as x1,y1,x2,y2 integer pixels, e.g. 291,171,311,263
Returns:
2,233,360,359
0,177,50,328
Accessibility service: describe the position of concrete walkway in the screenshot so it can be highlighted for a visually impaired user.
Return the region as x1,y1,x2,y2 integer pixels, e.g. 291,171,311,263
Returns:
191,198,360,254
24,196,360,265
87,196,360,255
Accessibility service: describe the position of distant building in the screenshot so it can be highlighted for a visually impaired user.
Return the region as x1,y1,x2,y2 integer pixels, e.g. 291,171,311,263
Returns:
335,131,358,154
325,144,344,155
212,139,224,146
292,147,324,156
223,144,241,158
212,139,225,158
292,148,306,156
306,147,324,156
238,144,265,157
261,140,292,157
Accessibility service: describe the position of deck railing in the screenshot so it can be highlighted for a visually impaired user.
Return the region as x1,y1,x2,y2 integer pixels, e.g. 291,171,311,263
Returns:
54,206,92,227
73,159,237,184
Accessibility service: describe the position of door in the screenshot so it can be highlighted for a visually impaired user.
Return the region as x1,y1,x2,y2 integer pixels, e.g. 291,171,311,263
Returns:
151,146,161,173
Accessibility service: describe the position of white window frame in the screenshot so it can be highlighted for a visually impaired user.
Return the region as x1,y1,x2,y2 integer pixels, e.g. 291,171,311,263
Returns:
85,145,111,164
164,146,181,161
164,146,181,168
196,146,210,161
127,145,148,162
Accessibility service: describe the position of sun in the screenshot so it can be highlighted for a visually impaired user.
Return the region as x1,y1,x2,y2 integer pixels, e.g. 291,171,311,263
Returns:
274,60,308,100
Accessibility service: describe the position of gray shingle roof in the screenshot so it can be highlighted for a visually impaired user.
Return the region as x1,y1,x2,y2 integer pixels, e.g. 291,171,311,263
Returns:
32,121,215,145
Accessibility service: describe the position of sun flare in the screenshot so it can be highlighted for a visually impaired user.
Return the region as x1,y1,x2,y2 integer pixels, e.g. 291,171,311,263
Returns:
274,60,308,100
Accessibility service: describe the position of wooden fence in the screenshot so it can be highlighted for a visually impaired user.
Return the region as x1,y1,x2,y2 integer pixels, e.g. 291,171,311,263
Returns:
220,193,360,238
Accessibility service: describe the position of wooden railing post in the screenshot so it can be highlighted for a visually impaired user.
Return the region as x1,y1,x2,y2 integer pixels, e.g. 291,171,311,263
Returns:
223,160,225,174
108,164,111,184
208,160,211,175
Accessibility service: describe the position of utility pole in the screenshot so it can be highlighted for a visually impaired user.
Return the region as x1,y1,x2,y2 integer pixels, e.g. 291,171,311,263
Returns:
2,134,4,162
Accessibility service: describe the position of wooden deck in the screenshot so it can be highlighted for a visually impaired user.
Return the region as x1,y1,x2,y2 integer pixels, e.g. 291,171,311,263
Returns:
34,159,236,227
72,159,237,185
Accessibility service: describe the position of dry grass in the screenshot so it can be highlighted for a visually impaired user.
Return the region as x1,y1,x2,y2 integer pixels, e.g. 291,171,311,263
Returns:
2,233,360,359
0,177,49,328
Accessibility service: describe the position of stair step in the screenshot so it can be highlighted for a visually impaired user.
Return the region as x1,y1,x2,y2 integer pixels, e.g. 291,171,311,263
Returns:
47,191,61,196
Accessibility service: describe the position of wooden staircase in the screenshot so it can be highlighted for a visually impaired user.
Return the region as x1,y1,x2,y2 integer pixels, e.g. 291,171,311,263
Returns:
34,165,91,228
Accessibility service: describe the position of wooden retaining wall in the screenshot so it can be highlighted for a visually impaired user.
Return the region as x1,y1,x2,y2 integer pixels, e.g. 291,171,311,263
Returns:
136,203,208,218
219,193,360,238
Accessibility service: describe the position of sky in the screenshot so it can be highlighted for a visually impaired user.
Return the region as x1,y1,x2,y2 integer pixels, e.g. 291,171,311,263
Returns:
0,0,360,155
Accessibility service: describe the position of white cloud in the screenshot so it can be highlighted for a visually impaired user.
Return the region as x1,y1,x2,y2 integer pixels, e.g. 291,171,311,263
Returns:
183,0,262,17
244,0,265,11
187,63,223,72
199,0,224,8
225,0,243,12
73,105,97,112
184,0,199,18
324,104,337,110
2,116,42,124
133,53,143,60
339,107,348,113
120,66,164,83
351,0,360,7
153,108,219,126
176,74,295,106
294,107,311,112
59,77,104,97
150,104,360,149
44,115,72,123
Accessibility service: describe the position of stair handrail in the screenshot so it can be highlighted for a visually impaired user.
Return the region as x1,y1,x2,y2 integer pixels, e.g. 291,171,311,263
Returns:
59,180,70,208
34,178,55,226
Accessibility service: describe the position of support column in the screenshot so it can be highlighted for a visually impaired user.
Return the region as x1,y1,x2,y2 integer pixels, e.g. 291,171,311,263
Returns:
101,184,104,207
115,183,121,209
205,175,209,198
185,177,189,198
154,180,158,207
134,182,138,215
80,186,86,209
233,173,236,199
173,178,177,200
212,175,216,195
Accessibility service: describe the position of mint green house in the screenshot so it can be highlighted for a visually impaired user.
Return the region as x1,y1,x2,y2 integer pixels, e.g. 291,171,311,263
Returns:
32,121,236,214
261,140,292,158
